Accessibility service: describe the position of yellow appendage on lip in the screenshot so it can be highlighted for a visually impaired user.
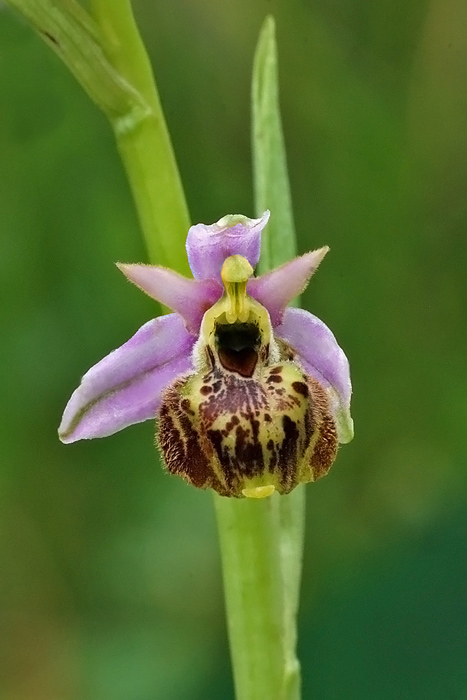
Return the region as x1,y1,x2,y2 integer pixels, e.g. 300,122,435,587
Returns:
242,485,276,499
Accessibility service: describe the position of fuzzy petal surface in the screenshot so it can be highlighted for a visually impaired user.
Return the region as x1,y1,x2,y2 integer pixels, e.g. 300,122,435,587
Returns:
59,315,195,443
117,263,222,333
248,247,329,326
186,211,270,280
275,307,353,443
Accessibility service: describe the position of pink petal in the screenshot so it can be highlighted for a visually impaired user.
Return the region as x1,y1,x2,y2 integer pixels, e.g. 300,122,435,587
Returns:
275,307,353,443
59,314,195,443
117,263,223,334
186,211,270,280
248,247,329,326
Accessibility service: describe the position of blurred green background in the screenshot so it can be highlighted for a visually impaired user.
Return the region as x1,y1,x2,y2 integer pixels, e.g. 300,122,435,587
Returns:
1,1,466,698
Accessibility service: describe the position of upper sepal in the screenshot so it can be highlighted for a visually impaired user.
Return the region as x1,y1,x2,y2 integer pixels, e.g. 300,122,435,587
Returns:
186,211,270,280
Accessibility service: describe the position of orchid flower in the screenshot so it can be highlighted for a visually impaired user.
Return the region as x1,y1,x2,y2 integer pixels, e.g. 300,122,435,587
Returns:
59,212,353,498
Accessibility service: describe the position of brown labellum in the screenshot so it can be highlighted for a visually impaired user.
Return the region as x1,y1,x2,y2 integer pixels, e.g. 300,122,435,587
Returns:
158,347,338,498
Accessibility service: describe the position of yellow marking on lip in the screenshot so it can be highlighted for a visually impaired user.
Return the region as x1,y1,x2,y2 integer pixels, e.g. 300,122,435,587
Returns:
196,254,277,371
242,485,276,499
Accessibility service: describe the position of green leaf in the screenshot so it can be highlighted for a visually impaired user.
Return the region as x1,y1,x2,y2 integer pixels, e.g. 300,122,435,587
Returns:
253,15,304,700
252,16,296,273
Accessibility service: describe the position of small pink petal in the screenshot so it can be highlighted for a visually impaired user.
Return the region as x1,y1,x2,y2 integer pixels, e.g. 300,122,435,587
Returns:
59,314,195,443
248,247,329,326
117,263,223,333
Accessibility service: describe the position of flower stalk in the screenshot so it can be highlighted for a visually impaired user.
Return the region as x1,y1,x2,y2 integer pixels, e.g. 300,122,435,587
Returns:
88,0,191,274
214,496,291,700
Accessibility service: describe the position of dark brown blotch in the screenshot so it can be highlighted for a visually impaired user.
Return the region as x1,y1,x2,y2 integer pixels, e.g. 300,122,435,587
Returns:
267,374,282,384
206,346,215,368
292,381,309,397
234,423,264,478
278,415,300,489
180,398,192,413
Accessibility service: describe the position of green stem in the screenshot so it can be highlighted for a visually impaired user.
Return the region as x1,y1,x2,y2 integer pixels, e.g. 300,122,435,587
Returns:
89,0,190,273
215,491,303,700
277,486,304,700
214,496,286,700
